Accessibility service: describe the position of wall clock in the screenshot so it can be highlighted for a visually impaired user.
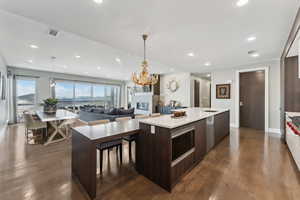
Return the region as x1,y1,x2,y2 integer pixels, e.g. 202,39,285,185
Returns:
167,80,179,93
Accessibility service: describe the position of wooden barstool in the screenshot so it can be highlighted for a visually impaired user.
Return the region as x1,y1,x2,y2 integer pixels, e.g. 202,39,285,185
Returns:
89,119,123,174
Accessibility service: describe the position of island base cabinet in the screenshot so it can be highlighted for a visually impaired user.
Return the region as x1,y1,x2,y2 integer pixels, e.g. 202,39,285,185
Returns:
214,111,230,145
136,124,172,191
171,151,195,188
136,120,207,192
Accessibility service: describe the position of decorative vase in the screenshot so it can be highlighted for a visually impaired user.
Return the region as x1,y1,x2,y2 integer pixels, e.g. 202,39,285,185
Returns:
43,104,57,114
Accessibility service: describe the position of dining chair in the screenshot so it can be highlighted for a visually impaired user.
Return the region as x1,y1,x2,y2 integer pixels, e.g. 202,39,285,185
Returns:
88,119,110,126
23,113,47,144
115,116,132,122
135,115,149,119
151,113,161,117
75,119,89,127
90,119,123,174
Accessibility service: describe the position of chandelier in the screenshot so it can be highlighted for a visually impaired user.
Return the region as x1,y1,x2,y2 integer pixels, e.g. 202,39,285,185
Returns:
132,34,158,86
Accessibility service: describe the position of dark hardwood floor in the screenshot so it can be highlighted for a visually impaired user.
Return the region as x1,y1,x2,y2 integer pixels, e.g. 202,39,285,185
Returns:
0,124,299,200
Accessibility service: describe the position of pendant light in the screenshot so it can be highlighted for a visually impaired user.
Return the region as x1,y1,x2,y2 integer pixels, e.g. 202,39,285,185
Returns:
50,56,56,88
131,34,158,86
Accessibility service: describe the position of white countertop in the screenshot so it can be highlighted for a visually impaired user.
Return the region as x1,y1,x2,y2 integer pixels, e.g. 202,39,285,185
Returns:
139,108,229,129
286,112,300,118
36,109,78,122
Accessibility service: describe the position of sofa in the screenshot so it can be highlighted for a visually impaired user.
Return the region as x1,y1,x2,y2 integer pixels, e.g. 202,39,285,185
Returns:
79,107,135,122
159,106,187,114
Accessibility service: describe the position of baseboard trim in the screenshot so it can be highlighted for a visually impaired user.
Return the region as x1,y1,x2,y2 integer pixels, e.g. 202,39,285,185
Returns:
268,128,282,138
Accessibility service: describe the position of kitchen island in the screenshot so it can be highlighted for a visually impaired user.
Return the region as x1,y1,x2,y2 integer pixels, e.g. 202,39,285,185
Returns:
71,108,229,199
137,108,230,191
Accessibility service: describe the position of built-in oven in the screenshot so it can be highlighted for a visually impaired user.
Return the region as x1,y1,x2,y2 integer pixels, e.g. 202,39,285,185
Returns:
171,126,195,167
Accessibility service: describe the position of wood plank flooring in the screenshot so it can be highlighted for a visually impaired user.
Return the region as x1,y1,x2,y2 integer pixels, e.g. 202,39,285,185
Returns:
0,125,299,200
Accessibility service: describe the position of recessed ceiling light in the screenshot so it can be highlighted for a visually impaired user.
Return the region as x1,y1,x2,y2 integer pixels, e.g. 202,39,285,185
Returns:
115,58,121,63
30,44,39,49
248,50,260,57
27,60,33,63
247,36,256,42
204,62,211,66
97,66,102,70
236,0,249,7
187,52,195,57
93,0,103,4
251,53,260,57
207,74,211,77
75,55,81,59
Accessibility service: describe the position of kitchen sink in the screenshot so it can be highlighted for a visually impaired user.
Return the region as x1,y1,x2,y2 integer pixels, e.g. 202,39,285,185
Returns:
204,110,218,113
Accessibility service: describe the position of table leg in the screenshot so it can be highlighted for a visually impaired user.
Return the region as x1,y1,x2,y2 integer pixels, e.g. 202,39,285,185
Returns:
44,120,67,146
72,129,97,199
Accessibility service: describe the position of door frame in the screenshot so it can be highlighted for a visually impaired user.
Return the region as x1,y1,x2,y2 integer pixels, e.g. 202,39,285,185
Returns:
235,67,269,132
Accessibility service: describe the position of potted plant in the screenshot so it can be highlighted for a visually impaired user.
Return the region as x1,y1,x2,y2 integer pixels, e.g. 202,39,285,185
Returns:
43,98,58,114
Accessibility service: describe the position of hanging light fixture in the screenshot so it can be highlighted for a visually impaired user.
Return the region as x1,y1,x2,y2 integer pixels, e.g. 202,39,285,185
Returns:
50,56,56,88
132,34,158,86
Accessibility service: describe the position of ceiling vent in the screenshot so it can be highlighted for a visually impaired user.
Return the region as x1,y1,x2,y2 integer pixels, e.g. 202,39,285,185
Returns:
48,28,59,37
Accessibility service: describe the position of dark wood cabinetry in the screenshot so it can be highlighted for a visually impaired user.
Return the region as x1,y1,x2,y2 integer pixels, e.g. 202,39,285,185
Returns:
214,111,230,145
280,8,300,139
136,124,171,191
284,56,300,112
136,111,230,192
195,119,207,162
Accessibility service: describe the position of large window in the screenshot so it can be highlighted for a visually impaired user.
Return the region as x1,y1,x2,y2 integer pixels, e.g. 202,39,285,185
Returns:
16,77,37,122
54,80,121,108
55,81,74,100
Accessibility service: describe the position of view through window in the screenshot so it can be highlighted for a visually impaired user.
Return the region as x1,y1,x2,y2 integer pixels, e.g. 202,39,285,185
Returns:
54,80,120,108
16,77,37,122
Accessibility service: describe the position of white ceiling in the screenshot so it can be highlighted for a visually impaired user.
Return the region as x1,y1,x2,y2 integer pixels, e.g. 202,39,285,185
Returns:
0,0,299,80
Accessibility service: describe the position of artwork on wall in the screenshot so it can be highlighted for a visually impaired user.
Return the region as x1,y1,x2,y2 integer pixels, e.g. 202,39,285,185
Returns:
216,84,230,99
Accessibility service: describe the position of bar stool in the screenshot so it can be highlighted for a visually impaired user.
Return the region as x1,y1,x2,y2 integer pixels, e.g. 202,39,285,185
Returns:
90,119,123,174
115,117,137,158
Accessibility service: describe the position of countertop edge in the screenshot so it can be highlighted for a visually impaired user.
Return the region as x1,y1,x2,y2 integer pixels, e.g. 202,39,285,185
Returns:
139,108,229,129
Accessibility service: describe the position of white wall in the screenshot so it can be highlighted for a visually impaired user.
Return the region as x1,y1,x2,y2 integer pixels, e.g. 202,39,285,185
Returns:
211,60,280,131
0,55,8,134
160,72,192,107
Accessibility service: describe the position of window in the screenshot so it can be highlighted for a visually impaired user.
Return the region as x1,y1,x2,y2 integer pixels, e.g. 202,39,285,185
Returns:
75,83,92,100
16,77,37,122
54,80,121,108
55,81,74,100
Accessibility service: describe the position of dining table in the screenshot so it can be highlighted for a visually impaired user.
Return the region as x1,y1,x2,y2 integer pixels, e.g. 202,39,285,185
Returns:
36,109,78,145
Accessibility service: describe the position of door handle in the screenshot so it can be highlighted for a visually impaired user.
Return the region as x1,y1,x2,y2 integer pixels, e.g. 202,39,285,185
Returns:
240,101,244,106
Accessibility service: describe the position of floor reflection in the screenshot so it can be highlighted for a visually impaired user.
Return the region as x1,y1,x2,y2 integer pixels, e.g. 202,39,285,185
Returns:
0,125,299,200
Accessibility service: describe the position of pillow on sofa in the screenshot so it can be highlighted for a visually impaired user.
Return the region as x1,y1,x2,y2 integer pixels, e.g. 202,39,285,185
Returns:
92,108,105,114
104,108,119,115
119,108,134,115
